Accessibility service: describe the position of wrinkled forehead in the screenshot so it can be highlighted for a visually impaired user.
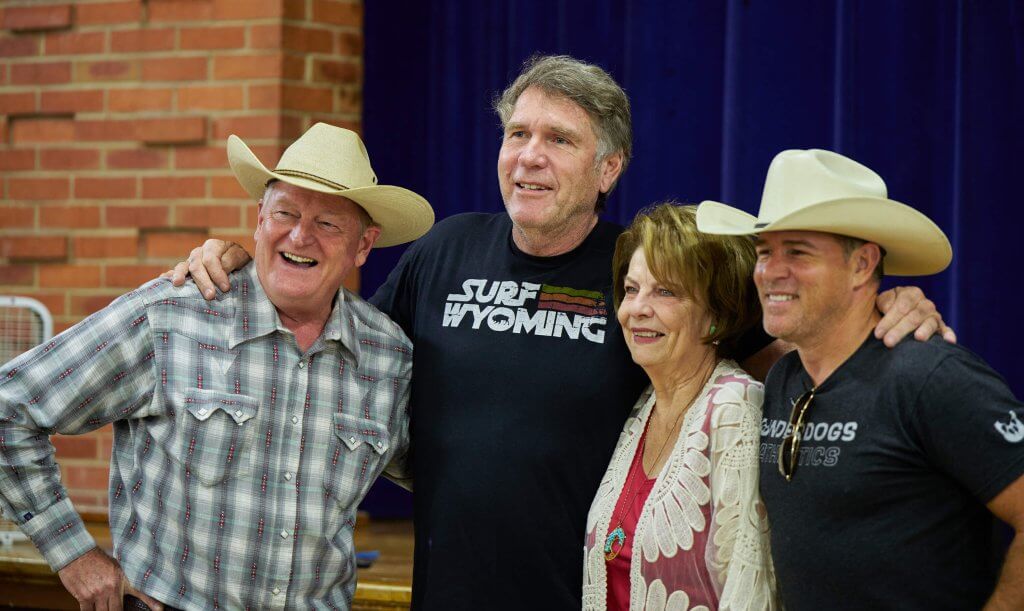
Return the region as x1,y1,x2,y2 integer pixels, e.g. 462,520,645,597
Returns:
509,86,597,133
263,181,369,220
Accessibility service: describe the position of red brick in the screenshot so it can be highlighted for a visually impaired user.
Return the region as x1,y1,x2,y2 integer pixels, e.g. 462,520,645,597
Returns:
40,205,102,228
110,28,175,53
310,116,359,133
45,31,106,55
283,53,305,79
249,24,281,49
136,117,206,144
3,5,72,32
8,177,69,200
175,147,226,169
0,149,34,172
75,177,137,199
30,292,66,317
10,117,75,144
213,115,301,140
213,0,282,19
312,0,362,27
40,149,101,170
0,236,67,261
108,88,173,112
40,265,101,288
75,119,136,142
71,293,119,315
74,59,138,83
213,53,282,80
248,84,280,109
176,204,241,227
0,204,35,227
283,0,306,20
180,25,245,50
106,205,170,228
211,175,248,199
76,1,142,26
0,36,39,58
335,88,360,114
244,204,257,228
0,265,33,285
282,84,333,113
145,231,208,258
141,56,207,81
105,264,166,288
74,235,138,259
11,61,71,85
282,25,332,54
53,435,98,459
336,31,362,57
64,465,109,489
106,148,168,170
40,89,104,113
149,0,214,22
313,59,359,84
142,176,205,199
178,85,244,111
0,91,36,114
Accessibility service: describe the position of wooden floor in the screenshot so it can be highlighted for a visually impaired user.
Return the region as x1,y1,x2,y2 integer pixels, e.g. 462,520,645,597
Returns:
0,516,414,610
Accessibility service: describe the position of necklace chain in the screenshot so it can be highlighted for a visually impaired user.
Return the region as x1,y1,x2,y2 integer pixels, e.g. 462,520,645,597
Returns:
604,378,708,562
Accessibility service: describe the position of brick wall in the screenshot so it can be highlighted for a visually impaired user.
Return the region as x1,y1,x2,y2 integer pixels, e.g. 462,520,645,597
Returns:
0,0,364,514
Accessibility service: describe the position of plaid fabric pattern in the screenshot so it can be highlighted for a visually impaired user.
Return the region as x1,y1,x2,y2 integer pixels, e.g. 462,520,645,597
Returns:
0,263,412,610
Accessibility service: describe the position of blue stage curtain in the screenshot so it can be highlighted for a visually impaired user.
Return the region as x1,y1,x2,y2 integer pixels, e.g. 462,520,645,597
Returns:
360,0,1023,514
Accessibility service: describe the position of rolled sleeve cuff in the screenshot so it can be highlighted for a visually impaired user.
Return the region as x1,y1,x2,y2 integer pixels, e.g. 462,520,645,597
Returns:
20,497,96,571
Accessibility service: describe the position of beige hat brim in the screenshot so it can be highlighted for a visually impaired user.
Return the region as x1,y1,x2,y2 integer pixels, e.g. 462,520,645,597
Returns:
227,135,434,248
697,197,952,276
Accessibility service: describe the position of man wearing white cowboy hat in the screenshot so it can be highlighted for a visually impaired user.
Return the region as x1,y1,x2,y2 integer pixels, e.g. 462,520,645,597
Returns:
698,148,1024,610
0,123,433,610
169,58,956,609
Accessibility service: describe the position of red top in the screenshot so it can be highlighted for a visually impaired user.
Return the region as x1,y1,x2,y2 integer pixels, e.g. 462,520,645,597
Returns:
606,433,657,610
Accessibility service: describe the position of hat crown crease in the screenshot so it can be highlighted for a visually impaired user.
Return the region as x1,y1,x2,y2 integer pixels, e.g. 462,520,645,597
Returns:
759,150,888,223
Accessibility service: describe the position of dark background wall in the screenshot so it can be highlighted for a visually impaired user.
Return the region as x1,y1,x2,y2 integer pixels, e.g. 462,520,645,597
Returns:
359,0,1024,514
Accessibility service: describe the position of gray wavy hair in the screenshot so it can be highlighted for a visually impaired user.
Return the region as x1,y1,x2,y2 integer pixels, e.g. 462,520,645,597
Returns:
493,55,632,211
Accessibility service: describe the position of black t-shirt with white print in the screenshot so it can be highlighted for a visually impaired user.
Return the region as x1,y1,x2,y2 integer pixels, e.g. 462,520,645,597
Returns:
760,334,1024,610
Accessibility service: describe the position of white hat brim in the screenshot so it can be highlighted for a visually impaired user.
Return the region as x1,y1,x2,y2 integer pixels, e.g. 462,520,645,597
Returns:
698,197,952,276
227,135,434,248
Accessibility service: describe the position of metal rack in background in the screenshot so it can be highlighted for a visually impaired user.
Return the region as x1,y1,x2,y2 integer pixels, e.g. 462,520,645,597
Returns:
0,295,53,365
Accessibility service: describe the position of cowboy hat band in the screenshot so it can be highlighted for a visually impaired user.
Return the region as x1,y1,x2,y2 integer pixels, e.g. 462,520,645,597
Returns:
228,123,434,248
696,149,952,276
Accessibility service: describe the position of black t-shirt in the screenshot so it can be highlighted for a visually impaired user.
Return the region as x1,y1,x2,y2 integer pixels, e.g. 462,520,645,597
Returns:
759,335,1024,610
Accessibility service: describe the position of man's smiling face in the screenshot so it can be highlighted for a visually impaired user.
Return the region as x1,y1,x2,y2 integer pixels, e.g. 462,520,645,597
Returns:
496,86,620,239
254,181,378,319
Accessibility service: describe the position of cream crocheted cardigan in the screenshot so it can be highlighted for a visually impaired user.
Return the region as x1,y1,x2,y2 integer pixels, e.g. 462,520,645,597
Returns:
583,360,778,610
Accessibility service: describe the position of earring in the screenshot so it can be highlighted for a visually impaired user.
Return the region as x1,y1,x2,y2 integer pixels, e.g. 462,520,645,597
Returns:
709,324,717,335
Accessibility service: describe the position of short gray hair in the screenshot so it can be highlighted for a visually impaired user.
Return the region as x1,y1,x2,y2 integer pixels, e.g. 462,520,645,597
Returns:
493,55,632,206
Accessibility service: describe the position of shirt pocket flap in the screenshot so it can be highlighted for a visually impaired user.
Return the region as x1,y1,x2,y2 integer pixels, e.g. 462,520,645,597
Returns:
333,412,390,455
184,388,259,425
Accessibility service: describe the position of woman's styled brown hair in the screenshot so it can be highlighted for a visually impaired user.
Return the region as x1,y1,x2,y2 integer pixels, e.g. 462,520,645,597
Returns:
612,202,761,358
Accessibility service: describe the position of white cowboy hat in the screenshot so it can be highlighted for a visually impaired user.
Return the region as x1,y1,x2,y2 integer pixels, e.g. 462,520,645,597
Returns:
696,149,951,276
228,122,434,248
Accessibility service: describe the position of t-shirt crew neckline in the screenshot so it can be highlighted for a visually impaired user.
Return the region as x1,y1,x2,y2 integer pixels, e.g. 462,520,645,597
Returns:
506,216,602,266
794,331,878,395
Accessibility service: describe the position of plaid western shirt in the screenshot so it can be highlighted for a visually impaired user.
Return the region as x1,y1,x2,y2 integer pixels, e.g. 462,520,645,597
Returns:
0,263,412,610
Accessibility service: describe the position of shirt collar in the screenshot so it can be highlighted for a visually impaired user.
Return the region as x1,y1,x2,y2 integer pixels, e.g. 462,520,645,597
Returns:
226,263,362,366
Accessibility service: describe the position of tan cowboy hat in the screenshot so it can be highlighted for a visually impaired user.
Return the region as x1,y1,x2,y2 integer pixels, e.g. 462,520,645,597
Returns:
228,122,434,248
696,149,951,276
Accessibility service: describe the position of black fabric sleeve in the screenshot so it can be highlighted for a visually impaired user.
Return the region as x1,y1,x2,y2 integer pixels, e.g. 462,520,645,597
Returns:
369,244,418,337
733,324,775,362
912,352,1024,502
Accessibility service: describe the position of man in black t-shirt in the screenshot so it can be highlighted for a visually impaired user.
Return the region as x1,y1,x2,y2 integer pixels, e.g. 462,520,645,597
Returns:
698,149,1024,610
173,61,952,609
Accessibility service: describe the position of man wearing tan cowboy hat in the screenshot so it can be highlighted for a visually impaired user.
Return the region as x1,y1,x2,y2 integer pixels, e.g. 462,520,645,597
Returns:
0,123,433,610
170,58,951,609
698,148,1024,610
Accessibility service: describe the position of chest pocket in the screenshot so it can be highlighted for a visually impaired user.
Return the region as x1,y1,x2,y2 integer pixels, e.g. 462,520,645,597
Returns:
180,388,260,486
323,412,391,507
